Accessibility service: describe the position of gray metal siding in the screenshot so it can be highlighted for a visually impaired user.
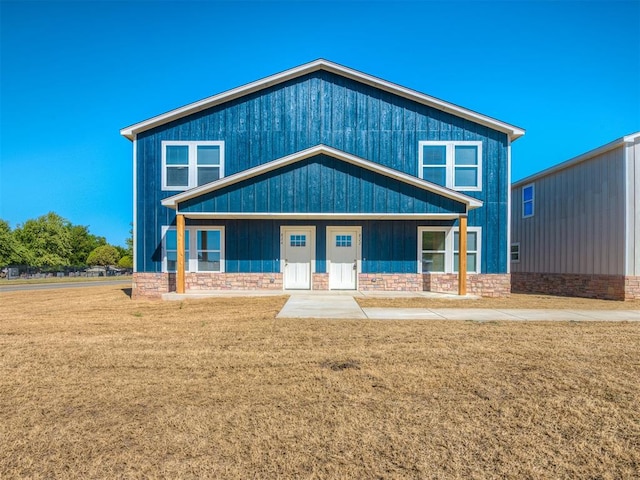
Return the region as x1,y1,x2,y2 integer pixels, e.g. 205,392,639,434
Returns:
511,146,626,275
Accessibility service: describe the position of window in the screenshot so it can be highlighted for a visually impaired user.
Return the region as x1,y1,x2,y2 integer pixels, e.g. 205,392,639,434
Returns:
419,141,482,191
335,235,352,247
162,226,224,272
290,235,306,247
162,141,224,191
522,184,534,218
418,227,482,273
453,230,478,273
421,231,446,272
196,229,222,272
510,243,520,263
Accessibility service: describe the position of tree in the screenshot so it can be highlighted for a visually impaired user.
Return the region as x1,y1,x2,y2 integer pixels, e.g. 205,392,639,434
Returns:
0,219,26,266
68,225,107,266
13,212,73,268
86,245,121,268
117,255,133,269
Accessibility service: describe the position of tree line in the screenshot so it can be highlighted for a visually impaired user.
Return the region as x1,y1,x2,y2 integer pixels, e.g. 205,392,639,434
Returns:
0,212,133,270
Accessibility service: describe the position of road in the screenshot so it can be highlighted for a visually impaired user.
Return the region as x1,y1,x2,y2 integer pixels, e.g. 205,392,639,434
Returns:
0,280,131,292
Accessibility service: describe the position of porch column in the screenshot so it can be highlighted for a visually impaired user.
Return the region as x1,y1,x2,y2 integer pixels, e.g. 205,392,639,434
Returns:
176,213,185,294
458,214,467,296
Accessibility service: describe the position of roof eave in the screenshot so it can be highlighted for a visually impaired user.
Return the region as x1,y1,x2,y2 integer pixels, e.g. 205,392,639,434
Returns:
513,131,640,187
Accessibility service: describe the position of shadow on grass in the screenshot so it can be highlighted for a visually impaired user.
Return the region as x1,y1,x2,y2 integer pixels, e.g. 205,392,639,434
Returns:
121,287,132,299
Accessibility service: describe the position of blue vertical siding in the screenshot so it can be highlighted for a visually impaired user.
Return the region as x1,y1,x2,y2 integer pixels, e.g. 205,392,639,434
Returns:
137,70,509,273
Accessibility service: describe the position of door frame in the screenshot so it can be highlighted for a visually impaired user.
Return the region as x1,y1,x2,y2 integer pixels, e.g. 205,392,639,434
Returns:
280,226,316,290
326,226,362,290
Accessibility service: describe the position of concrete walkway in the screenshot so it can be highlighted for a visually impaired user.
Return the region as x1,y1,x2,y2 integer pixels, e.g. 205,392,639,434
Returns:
276,295,640,321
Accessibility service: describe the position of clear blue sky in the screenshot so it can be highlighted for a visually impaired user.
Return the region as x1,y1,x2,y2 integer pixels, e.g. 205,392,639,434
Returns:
1,0,639,246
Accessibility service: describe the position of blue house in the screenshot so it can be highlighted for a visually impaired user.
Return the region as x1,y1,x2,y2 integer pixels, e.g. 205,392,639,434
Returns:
121,60,524,298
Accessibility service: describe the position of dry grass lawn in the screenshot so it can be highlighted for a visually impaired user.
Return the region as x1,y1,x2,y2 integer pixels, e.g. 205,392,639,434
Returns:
357,293,640,310
1,286,639,479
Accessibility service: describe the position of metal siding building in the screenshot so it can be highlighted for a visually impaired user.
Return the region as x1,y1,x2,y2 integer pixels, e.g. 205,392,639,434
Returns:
122,60,524,297
511,133,640,300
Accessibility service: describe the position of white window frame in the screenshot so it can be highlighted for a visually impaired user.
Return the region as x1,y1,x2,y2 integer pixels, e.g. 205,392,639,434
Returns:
162,225,225,273
161,141,225,191
522,183,534,218
417,226,482,274
510,243,520,263
419,141,483,191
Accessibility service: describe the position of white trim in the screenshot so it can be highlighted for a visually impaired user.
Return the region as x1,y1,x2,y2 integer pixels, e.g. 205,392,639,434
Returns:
280,226,316,290
161,141,225,191
510,242,520,263
121,59,525,142
417,226,482,274
507,137,511,274
418,141,483,191
326,226,362,290
513,131,640,188
178,212,462,220
163,144,483,209
161,225,225,273
132,135,137,273
522,183,535,218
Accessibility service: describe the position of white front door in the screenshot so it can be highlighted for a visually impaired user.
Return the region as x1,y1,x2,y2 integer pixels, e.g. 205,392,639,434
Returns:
327,227,360,290
282,228,313,289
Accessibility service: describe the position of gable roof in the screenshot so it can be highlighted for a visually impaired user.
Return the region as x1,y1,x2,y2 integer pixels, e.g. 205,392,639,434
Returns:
121,59,525,141
513,131,640,188
161,144,483,210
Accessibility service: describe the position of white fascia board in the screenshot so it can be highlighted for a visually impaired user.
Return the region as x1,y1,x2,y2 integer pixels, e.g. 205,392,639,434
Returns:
513,132,640,188
161,144,483,210
181,212,462,220
120,59,525,142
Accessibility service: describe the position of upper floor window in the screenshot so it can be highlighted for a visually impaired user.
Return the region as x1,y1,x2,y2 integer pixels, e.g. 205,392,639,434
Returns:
522,184,534,218
162,141,224,191
419,141,482,191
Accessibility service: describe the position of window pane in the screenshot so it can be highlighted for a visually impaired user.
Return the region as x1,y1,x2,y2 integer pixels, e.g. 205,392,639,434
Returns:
198,251,221,272
454,253,477,272
423,166,446,185
422,253,445,272
454,167,478,187
290,235,306,247
165,230,177,250
467,232,477,251
197,146,220,165
197,230,221,250
167,252,177,272
166,145,189,165
524,202,533,217
423,145,446,165
454,145,478,165
336,235,352,247
422,231,445,251
523,186,534,202
454,231,477,251
197,167,220,186
167,167,189,186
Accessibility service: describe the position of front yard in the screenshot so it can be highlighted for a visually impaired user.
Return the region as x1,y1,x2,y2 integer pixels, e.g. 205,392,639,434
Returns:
1,286,638,478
